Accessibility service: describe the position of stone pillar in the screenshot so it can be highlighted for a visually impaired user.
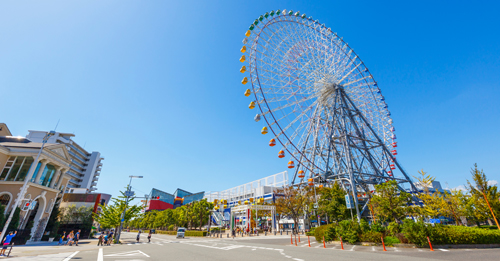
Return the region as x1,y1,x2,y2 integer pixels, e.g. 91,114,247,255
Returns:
56,169,68,190
49,167,62,188
33,160,48,184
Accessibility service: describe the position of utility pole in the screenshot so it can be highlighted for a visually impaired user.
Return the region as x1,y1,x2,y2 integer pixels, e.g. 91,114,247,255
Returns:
115,175,143,243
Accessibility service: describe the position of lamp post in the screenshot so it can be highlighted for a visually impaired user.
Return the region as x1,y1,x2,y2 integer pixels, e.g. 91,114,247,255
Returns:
0,131,55,243
115,175,143,243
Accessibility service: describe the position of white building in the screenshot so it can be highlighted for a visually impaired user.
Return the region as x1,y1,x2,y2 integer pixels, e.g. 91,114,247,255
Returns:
26,131,104,192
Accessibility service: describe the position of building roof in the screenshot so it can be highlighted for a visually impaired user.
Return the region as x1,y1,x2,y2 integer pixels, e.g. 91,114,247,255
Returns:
0,123,12,136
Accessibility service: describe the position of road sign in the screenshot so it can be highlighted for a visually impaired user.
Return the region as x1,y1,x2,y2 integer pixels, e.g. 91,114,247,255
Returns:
124,191,135,197
313,203,318,209
121,218,125,222
345,195,354,209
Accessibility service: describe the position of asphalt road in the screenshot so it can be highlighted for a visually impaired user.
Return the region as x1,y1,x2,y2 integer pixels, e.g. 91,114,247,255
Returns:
6,232,500,261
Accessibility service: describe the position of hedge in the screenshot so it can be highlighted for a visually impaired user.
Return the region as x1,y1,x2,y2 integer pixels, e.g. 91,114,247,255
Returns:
311,220,500,247
129,230,207,237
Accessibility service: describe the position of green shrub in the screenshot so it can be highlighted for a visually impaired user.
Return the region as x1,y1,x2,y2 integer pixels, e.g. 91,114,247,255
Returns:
387,222,401,236
401,220,500,246
336,220,361,244
383,236,400,246
360,219,370,233
370,222,386,234
360,231,382,243
401,220,429,246
185,231,207,237
305,231,314,236
313,225,329,242
168,225,174,231
324,224,338,242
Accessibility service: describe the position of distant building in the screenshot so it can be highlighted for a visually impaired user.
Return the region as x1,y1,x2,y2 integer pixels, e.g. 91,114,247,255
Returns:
146,188,205,211
26,131,104,192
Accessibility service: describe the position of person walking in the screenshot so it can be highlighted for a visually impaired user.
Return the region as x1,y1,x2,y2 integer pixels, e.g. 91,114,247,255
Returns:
136,231,141,243
67,231,74,246
104,233,109,246
0,231,16,256
58,231,66,246
97,233,104,246
74,230,81,246
147,231,151,243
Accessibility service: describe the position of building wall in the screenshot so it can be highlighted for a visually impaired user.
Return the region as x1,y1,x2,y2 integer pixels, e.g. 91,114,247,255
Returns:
26,131,103,192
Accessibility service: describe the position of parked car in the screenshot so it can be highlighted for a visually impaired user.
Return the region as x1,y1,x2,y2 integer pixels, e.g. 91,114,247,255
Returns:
176,227,186,238
150,229,156,234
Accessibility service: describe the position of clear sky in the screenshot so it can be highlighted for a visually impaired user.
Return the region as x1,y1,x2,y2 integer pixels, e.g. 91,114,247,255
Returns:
1,0,499,202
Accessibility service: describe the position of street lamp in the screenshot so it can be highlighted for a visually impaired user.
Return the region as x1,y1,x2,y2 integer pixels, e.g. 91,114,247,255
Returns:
115,175,143,243
0,131,55,243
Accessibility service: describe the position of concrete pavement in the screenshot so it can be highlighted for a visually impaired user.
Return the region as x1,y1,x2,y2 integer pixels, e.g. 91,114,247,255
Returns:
3,232,499,260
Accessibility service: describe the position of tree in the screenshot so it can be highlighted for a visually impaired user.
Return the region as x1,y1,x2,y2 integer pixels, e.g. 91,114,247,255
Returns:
413,170,449,219
273,186,311,233
371,180,411,223
317,182,348,223
466,164,500,229
6,207,20,231
44,203,61,237
93,190,142,232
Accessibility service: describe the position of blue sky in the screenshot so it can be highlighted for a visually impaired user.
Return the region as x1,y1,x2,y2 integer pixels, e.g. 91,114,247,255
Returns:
1,0,499,201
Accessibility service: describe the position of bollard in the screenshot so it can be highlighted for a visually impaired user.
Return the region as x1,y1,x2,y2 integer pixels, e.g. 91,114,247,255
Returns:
295,235,297,246
323,236,326,248
265,231,267,236
291,234,293,245
427,236,434,251
381,237,387,251
280,231,282,236
308,236,311,247
299,234,301,243
340,236,344,250
287,231,288,235
227,234,229,238
7,243,14,257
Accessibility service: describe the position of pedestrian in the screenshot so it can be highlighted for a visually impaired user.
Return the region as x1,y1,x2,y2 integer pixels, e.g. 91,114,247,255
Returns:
106,232,111,246
97,233,103,246
147,231,151,243
136,231,141,243
67,231,74,246
58,231,66,245
0,231,16,256
104,233,109,246
74,230,81,246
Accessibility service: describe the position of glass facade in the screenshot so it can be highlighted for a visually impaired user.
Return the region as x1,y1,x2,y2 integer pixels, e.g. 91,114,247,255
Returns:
38,164,56,186
5,156,25,181
15,157,34,181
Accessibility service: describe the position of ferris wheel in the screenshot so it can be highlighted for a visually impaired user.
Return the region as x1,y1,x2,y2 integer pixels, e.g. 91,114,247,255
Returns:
240,10,416,217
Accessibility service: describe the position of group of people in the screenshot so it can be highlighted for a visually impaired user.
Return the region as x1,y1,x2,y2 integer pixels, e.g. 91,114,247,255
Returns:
97,230,114,246
58,230,81,246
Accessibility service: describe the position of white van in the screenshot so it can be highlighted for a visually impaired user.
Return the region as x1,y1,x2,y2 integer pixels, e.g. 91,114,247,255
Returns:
176,227,186,238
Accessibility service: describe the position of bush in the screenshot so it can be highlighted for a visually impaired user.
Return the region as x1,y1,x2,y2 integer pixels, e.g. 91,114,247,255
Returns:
401,220,500,246
185,231,207,237
360,219,370,233
383,236,400,246
324,224,338,242
313,224,338,242
370,222,386,234
168,225,174,231
359,231,382,243
387,222,401,236
336,220,361,244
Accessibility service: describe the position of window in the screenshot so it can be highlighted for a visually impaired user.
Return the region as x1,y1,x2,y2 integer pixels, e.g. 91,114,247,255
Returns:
5,156,26,181
0,194,10,207
15,157,34,181
39,164,56,186
0,156,16,180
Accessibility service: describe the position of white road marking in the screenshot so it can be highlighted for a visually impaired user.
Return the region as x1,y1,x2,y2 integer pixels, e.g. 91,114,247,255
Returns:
438,248,450,252
97,248,103,261
315,245,320,248
372,246,376,251
63,251,79,261
137,250,150,257
349,245,356,251
394,247,401,252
